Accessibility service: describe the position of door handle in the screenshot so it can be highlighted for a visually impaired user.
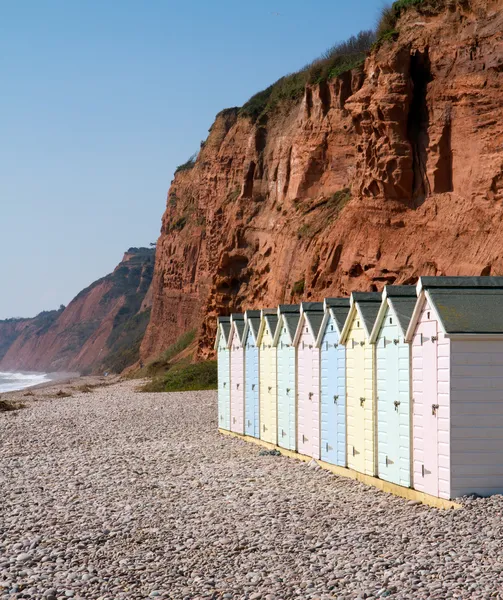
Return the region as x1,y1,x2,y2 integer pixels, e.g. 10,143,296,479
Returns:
326,442,329,452
432,404,439,415
394,400,400,411
309,392,313,400
252,384,255,390
333,395,339,403
360,397,365,407
286,388,290,394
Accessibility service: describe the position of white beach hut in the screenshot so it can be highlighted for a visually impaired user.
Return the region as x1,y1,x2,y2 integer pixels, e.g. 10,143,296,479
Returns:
405,276,503,499
369,286,417,488
215,316,231,431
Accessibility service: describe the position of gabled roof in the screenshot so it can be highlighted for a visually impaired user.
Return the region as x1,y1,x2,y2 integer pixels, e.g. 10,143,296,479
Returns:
315,297,350,346
278,304,300,314
406,277,503,339
294,303,324,345
417,276,503,293
340,292,382,342
325,297,351,334
274,314,300,346
243,310,261,343
214,316,231,350
229,313,245,346
369,286,416,343
273,305,300,345
257,308,279,344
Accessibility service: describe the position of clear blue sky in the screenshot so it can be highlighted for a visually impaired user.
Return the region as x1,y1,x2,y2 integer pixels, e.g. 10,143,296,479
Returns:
0,0,381,319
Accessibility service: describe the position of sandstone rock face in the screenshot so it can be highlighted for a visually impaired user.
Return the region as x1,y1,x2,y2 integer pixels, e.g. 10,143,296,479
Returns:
0,249,155,373
142,0,503,360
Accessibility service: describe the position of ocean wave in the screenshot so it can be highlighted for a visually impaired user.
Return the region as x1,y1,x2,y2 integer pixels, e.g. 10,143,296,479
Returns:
0,372,50,393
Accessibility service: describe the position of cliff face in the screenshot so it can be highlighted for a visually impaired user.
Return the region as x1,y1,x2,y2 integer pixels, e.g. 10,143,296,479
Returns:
0,248,155,373
142,0,503,360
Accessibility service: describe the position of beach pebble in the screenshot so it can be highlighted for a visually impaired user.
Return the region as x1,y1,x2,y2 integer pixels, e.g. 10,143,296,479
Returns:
1,380,503,599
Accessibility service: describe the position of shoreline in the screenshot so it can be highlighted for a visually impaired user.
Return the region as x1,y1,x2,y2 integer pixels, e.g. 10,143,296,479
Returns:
0,372,121,403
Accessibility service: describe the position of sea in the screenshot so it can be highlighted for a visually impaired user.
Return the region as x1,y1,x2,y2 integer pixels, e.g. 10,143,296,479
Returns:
0,371,51,393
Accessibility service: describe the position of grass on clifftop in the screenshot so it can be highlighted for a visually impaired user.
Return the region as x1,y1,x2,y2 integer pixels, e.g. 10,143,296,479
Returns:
239,30,375,121
375,0,466,44
142,361,217,393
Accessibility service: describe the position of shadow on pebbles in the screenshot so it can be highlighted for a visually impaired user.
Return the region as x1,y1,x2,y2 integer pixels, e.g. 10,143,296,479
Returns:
1,381,503,599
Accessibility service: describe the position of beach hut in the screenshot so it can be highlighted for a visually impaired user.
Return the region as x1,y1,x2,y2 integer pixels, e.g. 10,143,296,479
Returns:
243,309,261,438
340,292,381,476
257,309,279,445
273,304,300,450
369,286,417,487
215,316,231,431
315,297,350,467
405,276,503,499
294,302,324,459
229,313,245,435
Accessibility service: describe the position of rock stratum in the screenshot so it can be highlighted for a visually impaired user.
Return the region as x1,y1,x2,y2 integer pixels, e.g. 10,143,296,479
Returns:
0,248,155,373
141,0,503,361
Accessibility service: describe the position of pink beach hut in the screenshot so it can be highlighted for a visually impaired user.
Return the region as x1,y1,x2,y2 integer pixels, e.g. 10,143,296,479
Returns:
405,276,503,499
294,302,325,459
229,313,245,434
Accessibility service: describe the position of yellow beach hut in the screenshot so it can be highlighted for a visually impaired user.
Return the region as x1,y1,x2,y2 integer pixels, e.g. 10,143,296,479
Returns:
257,308,279,445
340,292,382,476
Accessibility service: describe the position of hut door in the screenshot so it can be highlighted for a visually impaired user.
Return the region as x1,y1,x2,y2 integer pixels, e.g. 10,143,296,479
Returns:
381,336,400,484
422,320,439,497
352,341,366,473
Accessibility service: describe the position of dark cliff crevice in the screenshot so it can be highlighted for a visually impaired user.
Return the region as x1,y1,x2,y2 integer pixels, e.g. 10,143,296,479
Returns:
407,48,433,207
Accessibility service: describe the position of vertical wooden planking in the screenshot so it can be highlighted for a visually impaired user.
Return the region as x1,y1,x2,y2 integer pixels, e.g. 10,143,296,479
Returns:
320,316,344,466
346,315,367,474
363,337,375,476
437,332,451,499
259,327,277,445
398,342,411,487
297,324,320,458
230,329,245,434
336,341,346,466
245,328,260,438
277,328,296,450
217,331,231,431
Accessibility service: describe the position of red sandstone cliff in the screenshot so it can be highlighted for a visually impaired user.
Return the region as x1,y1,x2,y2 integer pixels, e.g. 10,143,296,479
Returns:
0,248,155,373
141,0,503,361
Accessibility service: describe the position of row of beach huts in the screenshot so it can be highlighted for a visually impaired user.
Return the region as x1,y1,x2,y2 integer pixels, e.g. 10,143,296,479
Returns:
215,277,503,501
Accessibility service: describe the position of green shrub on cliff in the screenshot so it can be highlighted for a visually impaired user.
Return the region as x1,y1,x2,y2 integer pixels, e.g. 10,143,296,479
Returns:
175,152,197,173
142,360,217,393
239,30,374,121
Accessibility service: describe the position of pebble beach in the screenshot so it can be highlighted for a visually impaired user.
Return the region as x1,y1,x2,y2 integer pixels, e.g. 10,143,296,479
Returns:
1,381,503,599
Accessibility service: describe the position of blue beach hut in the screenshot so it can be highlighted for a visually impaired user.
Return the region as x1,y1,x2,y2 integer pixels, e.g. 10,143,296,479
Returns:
215,316,231,431
370,285,417,487
315,297,350,467
243,310,261,438
273,304,300,451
